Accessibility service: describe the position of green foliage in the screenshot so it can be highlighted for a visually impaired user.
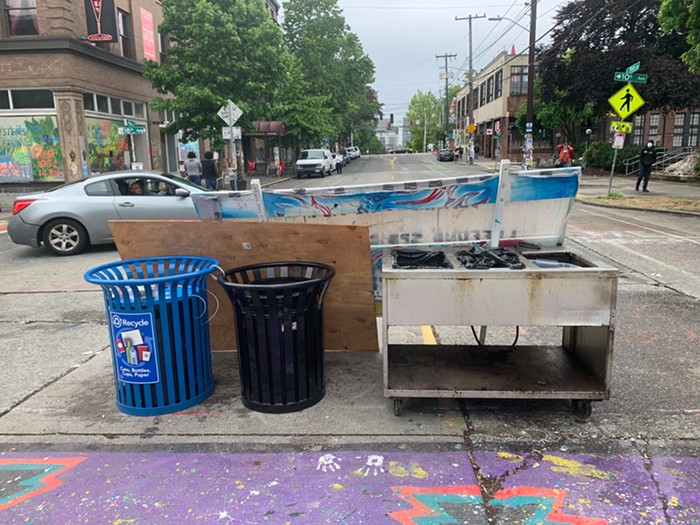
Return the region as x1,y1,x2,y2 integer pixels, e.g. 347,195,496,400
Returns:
406,90,441,152
144,0,287,145
694,155,700,173
603,190,626,200
583,141,642,172
283,0,377,145
539,0,700,130
659,0,700,73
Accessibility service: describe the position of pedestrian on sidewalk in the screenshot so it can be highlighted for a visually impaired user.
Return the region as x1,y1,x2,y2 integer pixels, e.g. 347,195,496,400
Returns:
201,151,218,190
183,151,202,186
474,144,480,160
336,153,343,174
556,142,574,167
466,142,475,165
637,140,657,192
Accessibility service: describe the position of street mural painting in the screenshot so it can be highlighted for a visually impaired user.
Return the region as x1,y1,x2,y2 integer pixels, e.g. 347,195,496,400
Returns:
1,451,697,523
85,117,128,173
0,457,86,512
0,116,63,183
191,168,581,298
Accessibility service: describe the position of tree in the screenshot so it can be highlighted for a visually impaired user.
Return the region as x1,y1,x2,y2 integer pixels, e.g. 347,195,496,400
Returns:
406,90,441,152
538,0,700,143
283,0,377,144
659,0,700,72
144,0,287,144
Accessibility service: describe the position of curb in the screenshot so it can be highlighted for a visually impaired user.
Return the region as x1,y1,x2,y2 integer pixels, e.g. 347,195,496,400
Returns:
575,197,700,218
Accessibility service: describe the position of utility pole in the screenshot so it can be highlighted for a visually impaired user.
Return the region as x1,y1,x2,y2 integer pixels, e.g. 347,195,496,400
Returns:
436,52,457,148
524,0,537,169
455,14,485,144
423,111,428,153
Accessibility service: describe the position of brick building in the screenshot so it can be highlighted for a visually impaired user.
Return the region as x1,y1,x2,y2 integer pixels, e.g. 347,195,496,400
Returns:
0,0,179,185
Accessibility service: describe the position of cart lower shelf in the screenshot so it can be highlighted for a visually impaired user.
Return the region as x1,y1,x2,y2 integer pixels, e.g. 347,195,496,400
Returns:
385,344,608,401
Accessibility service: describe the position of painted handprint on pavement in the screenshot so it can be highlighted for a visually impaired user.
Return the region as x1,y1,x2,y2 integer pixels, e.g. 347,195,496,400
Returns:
358,455,385,477
316,454,341,472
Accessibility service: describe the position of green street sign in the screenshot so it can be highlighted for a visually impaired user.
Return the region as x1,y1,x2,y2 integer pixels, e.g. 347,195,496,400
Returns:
119,125,146,135
626,61,640,74
614,72,647,84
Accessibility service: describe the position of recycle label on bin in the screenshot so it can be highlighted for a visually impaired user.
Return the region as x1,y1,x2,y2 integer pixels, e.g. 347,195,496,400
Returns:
110,312,159,384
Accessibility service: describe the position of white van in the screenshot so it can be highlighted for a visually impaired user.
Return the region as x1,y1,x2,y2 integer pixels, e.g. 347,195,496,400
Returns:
346,146,361,159
295,149,333,179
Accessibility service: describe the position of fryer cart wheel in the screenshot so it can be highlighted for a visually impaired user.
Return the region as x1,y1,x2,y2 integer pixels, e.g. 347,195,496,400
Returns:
393,399,403,417
572,400,592,419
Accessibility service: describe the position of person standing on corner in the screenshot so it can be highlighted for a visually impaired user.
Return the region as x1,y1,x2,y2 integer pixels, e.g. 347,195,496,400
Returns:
183,151,202,186
201,151,218,190
556,142,575,167
637,140,657,192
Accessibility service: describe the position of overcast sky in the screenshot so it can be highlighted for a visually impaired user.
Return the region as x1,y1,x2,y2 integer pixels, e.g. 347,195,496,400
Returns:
338,0,569,121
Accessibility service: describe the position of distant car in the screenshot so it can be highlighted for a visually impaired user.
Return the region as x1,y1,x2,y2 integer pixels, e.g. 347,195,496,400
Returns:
436,149,454,161
8,171,207,256
392,147,409,154
343,148,354,162
346,146,361,159
295,148,333,178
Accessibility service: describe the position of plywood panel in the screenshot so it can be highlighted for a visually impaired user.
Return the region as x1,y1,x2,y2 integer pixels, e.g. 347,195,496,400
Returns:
110,220,378,352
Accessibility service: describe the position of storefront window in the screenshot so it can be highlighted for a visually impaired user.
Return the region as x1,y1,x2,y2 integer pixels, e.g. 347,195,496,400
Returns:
83,93,95,111
4,0,38,36
0,90,9,109
96,95,109,113
110,97,122,115
11,89,54,109
0,115,62,182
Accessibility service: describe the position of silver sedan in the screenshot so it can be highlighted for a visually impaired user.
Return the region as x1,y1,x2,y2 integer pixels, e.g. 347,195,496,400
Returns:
8,171,207,256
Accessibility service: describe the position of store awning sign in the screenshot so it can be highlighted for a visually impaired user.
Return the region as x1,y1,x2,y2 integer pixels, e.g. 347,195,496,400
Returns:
85,0,117,42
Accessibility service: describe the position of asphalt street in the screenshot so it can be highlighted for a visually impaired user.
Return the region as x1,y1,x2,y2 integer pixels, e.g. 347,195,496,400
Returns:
0,155,698,524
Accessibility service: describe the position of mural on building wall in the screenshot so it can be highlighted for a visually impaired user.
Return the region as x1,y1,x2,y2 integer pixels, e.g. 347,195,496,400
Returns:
85,118,128,173
0,116,63,183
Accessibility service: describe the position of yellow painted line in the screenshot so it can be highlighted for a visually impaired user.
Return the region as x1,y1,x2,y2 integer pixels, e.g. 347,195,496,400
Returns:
421,325,437,344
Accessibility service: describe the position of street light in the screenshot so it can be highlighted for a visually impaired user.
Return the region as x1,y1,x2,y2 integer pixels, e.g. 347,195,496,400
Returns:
488,16,528,31
586,128,593,150
489,2,537,168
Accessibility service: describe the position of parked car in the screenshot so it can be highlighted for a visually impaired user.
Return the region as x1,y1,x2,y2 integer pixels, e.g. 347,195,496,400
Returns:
8,171,207,256
346,146,361,159
343,148,354,162
295,149,333,179
436,149,455,162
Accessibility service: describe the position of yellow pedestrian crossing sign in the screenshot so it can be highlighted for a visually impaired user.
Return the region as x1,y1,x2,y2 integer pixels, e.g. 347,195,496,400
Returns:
611,121,633,133
608,83,645,120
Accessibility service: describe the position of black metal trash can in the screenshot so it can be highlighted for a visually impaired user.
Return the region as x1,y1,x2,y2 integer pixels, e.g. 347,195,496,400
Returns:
217,262,335,413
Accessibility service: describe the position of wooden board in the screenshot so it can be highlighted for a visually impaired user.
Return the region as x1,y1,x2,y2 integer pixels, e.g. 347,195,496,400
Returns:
110,220,378,352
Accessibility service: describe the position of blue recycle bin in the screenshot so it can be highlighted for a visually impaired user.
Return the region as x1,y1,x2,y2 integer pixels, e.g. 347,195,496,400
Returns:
85,256,220,416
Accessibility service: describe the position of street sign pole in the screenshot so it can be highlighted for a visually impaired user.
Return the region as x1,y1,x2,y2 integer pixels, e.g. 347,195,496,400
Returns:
230,122,237,190
608,149,618,195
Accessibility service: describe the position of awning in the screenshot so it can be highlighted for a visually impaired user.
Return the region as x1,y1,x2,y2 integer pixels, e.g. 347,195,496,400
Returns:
246,121,286,137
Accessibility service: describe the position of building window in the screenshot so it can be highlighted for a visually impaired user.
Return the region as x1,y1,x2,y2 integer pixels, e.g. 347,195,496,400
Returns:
11,89,54,109
648,113,660,143
495,69,503,99
672,113,686,148
689,113,699,148
479,84,486,106
134,103,145,118
471,88,479,109
158,32,168,63
632,114,645,145
117,9,133,59
83,93,95,111
4,0,38,36
510,66,528,96
110,97,122,115
96,94,109,113
122,101,134,116
0,90,9,109
486,76,494,103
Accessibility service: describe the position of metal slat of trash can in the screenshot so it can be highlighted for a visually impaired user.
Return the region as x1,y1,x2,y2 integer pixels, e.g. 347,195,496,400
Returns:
217,262,335,413
85,256,220,416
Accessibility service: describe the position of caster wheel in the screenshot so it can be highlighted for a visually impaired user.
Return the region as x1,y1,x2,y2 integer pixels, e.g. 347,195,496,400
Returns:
572,400,592,419
393,399,403,417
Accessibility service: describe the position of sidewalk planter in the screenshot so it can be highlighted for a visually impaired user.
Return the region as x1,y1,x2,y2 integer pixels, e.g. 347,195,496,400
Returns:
85,256,220,416
217,262,335,413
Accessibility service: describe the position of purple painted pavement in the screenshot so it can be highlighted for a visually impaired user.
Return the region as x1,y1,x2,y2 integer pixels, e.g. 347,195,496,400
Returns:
1,451,698,524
